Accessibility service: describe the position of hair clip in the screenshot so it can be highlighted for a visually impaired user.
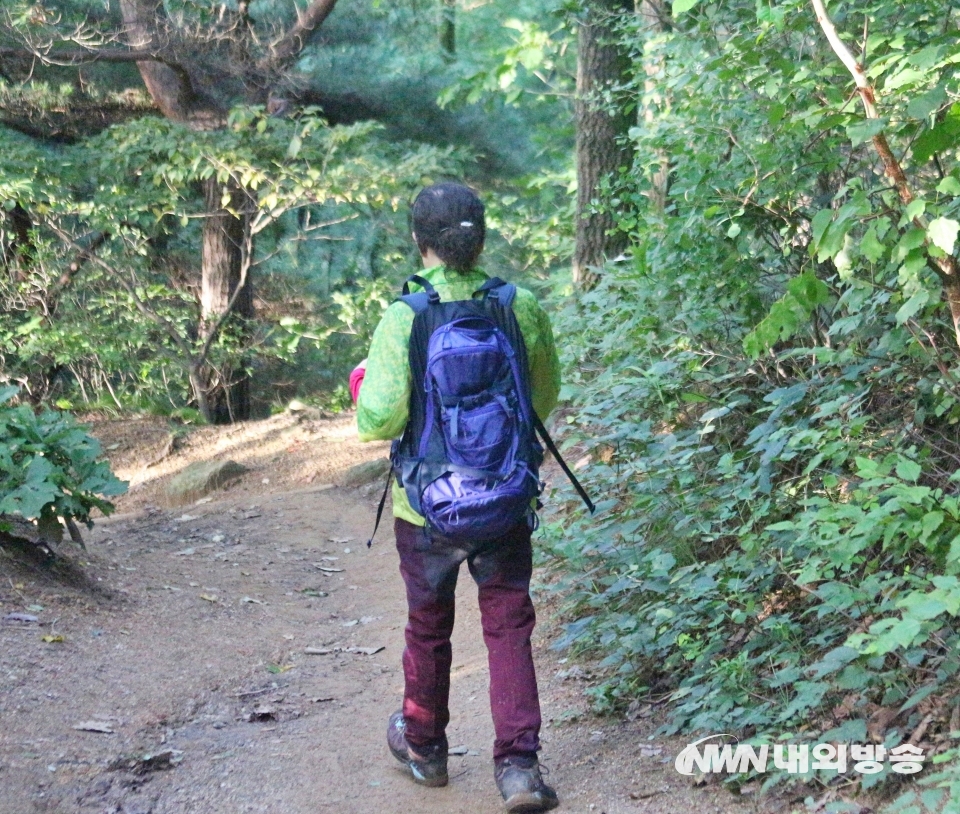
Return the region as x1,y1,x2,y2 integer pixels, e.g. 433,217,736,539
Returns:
460,221,473,227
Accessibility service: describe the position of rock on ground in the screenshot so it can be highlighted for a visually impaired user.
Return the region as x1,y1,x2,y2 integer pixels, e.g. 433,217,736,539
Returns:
164,460,247,505
339,458,392,488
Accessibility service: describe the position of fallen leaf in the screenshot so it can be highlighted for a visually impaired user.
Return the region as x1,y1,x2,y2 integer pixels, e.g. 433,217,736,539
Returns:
265,663,294,674
194,497,213,505
341,620,359,627
304,647,333,655
310,696,334,703
448,745,469,756
199,594,218,602
174,548,195,557
42,634,65,643
241,596,264,604
177,514,197,522
314,564,344,573
74,721,114,734
328,537,354,544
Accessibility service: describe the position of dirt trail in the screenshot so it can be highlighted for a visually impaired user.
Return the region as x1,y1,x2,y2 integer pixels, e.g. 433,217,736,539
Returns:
0,412,760,814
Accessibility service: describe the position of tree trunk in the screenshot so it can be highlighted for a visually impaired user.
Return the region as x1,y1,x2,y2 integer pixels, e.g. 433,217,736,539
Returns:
117,0,340,422
440,0,456,60
639,0,670,213
573,0,634,289
3,203,33,279
200,178,252,423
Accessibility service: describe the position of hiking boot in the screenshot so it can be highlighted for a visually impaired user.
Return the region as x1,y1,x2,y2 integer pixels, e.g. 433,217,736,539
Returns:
494,755,559,813
386,710,448,787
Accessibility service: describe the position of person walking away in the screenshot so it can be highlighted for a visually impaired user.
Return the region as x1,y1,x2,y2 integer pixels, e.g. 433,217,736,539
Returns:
354,182,562,812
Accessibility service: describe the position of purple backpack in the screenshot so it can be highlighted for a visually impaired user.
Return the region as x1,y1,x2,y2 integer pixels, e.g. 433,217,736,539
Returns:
367,275,594,546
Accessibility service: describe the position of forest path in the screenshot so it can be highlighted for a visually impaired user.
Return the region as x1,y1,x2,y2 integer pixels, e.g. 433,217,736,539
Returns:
1,412,753,814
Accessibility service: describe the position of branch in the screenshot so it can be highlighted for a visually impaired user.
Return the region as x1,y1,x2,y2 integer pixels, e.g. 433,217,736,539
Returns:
44,221,193,357
0,46,192,77
262,0,340,70
56,231,108,289
810,0,876,115
118,0,222,124
810,0,960,348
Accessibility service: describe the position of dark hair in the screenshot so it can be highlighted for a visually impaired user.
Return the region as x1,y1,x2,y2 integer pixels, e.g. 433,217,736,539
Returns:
411,182,486,272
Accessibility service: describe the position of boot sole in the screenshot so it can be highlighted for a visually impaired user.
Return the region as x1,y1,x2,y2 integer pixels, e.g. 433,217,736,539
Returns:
503,791,560,813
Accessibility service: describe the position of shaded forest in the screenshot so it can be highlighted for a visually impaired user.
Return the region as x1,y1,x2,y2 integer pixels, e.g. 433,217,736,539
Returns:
3,0,960,810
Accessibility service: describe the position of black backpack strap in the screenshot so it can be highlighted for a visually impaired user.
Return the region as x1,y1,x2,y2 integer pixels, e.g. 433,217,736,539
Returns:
366,465,393,548
534,415,596,514
475,277,516,309
402,274,440,299
400,274,441,313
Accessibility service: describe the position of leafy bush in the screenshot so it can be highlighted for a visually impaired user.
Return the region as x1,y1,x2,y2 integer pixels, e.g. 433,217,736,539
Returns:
0,387,127,541
540,0,960,799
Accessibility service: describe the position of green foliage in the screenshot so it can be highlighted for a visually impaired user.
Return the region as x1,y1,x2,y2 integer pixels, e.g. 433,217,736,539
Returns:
0,387,126,533
541,0,960,798
0,107,456,411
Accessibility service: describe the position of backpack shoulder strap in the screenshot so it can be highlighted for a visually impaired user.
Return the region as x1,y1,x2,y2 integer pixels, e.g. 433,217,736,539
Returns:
474,277,516,309
399,274,441,313
534,415,596,514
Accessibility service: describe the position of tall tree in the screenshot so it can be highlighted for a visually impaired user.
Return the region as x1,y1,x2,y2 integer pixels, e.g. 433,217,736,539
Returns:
573,0,634,288
2,0,341,422
638,0,670,213
440,0,456,60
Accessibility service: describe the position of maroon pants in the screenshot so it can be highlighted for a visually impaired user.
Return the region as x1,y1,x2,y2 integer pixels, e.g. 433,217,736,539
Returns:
394,517,542,761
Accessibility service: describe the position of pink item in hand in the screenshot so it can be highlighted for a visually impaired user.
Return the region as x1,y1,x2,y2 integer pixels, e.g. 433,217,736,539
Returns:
349,362,367,403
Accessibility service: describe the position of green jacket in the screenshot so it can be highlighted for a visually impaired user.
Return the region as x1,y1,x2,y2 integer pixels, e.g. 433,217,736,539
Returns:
356,265,561,525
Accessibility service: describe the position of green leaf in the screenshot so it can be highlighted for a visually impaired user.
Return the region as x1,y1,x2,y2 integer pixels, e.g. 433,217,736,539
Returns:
900,594,948,622
810,209,834,258
928,217,960,255
286,134,303,160
895,458,922,481
672,0,701,15
907,86,947,120
895,290,930,323
904,199,927,222
846,118,886,146
937,175,960,196
913,103,960,163
787,271,830,309
860,226,885,262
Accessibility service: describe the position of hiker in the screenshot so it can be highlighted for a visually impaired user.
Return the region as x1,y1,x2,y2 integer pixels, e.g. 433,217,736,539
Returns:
353,182,562,812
